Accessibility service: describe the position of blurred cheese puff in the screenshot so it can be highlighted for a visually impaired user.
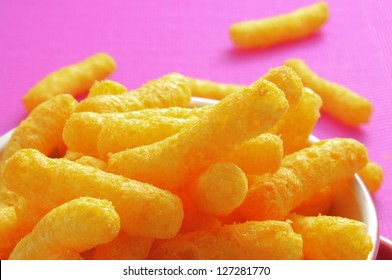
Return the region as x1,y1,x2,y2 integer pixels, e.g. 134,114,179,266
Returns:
285,58,373,126
230,2,328,49
23,53,115,112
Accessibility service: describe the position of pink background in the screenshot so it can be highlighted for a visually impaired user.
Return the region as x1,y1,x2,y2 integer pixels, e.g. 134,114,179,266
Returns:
0,0,391,239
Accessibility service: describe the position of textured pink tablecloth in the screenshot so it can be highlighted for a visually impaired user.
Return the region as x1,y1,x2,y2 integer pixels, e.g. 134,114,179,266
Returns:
0,0,391,239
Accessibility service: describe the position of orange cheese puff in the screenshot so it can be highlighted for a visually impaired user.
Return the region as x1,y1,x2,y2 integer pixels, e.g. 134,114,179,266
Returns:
3,149,183,239
188,77,244,100
14,198,50,228
63,150,84,161
97,117,192,159
88,80,127,97
230,2,328,49
149,221,303,260
75,156,107,171
95,231,153,260
0,207,31,257
293,186,333,216
236,138,368,221
189,66,302,110
189,162,247,216
358,161,384,193
108,78,288,191
1,94,78,162
76,73,191,113
271,87,322,154
285,59,373,125
9,197,120,260
23,53,115,112
224,133,283,175
289,214,373,260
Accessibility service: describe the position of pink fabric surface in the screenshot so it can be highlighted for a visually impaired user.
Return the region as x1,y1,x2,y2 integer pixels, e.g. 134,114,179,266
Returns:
0,0,391,239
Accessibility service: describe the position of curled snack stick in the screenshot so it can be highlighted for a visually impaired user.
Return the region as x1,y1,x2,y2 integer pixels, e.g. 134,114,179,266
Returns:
293,186,333,216
285,58,372,125
95,231,153,260
75,156,107,171
23,53,115,112
230,2,328,49
76,73,191,113
0,207,31,257
236,138,368,221
1,94,78,162
271,87,322,154
289,213,373,260
189,66,302,111
14,198,49,229
149,221,303,260
9,197,120,260
3,149,183,239
358,161,384,193
189,162,248,216
88,80,127,97
108,78,288,191
224,133,283,174
97,117,192,159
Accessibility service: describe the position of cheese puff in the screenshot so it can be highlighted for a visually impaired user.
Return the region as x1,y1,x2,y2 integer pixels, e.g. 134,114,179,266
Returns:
62,109,203,157
97,117,192,159
293,186,333,216
285,58,372,126
358,161,384,193
108,78,288,191
188,77,244,100
0,207,31,258
148,221,303,260
9,197,120,260
76,73,191,113
88,80,127,97
224,133,283,175
189,66,302,110
14,198,49,229
23,53,115,112
271,87,322,154
236,138,368,221
75,156,107,171
63,150,84,161
1,94,78,162
289,213,373,260
189,162,248,216
3,149,183,239
95,231,153,260
230,2,328,49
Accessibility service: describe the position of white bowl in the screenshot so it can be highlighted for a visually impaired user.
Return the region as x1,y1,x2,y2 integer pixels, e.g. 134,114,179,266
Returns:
0,97,380,259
